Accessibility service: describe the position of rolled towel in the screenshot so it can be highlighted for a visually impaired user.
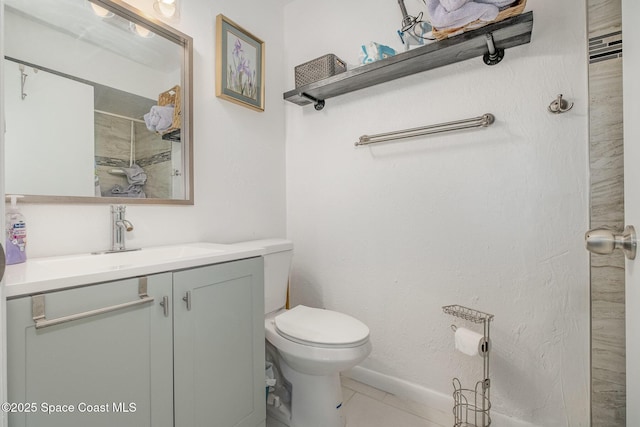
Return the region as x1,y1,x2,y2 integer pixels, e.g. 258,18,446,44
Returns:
143,105,175,132
475,0,517,8
143,108,157,131
440,0,470,12
426,0,499,29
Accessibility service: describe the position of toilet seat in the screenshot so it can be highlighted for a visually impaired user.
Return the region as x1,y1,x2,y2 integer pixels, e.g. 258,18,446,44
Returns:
275,305,370,348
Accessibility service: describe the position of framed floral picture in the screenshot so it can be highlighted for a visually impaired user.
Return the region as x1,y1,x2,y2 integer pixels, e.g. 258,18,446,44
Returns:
216,14,265,112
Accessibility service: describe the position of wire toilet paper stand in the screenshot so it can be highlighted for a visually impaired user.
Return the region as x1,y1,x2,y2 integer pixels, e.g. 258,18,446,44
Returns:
443,304,495,427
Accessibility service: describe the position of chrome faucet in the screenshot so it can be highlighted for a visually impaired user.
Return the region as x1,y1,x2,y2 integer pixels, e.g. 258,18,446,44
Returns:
111,205,134,252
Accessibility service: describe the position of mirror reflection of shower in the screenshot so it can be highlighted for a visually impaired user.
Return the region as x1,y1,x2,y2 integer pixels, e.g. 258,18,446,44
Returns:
3,0,190,202
18,63,38,100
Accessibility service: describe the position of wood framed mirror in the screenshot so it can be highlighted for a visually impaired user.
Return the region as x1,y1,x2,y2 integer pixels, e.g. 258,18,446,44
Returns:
3,0,193,204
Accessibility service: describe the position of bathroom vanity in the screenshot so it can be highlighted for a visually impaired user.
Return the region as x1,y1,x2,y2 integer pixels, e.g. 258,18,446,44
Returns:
4,243,267,427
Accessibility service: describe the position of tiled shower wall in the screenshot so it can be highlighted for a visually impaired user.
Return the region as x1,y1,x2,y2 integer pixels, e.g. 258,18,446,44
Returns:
95,113,173,199
588,0,624,424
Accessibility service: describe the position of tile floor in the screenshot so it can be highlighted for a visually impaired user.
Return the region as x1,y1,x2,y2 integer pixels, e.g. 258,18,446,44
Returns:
266,376,451,427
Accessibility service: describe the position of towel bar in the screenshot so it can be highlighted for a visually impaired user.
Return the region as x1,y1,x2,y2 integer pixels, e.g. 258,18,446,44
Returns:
355,113,495,146
32,277,154,329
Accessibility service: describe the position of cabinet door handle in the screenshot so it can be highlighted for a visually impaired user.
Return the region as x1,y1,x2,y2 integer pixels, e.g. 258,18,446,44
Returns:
182,291,192,311
32,277,154,330
159,296,170,317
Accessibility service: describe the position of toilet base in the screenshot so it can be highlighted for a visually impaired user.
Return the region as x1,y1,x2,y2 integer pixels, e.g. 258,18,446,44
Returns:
279,355,346,427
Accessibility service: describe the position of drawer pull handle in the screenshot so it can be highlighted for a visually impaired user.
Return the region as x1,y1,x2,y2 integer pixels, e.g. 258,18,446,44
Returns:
31,277,154,330
182,291,192,311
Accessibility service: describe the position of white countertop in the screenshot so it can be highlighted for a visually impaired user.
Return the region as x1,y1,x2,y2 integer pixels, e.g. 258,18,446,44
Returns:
3,242,266,298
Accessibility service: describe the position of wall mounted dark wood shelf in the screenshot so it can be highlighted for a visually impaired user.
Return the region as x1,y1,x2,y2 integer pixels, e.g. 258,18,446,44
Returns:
161,128,181,142
283,12,533,110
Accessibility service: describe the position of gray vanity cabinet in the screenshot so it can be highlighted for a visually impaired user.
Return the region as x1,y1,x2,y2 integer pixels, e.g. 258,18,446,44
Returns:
173,257,266,427
7,257,266,427
6,273,174,427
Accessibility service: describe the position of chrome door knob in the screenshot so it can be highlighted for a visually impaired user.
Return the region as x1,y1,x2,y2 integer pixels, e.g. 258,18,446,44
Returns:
585,225,637,260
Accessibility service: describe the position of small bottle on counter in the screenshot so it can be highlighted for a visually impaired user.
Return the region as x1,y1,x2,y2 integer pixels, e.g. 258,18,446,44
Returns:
5,195,27,265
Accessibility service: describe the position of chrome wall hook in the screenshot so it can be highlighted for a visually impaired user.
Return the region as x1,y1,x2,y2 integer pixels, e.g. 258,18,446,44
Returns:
18,64,38,101
19,64,28,100
548,94,573,114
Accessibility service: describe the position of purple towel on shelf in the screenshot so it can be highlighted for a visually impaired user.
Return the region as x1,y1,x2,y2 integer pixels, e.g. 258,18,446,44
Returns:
426,0,499,29
439,0,469,12
475,0,517,9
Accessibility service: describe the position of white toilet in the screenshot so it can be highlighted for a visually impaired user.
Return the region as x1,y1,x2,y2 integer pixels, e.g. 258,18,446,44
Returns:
254,239,372,427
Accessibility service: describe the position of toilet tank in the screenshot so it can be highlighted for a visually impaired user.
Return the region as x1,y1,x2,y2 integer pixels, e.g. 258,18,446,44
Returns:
239,239,293,314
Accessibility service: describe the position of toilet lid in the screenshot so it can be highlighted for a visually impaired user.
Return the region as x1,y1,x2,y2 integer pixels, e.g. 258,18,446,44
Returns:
274,305,370,348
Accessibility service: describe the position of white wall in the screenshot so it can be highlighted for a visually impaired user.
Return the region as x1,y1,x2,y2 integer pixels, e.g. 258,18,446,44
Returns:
4,10,175,100
4,63,95,197
16,0,288,257
284,1,590,425
0,0,591,424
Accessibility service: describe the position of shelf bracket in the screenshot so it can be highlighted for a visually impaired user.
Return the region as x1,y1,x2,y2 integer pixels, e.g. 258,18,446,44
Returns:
300,92,325,111
483,33,504,66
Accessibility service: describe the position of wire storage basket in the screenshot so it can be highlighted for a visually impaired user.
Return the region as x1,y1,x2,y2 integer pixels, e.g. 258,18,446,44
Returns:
431,0,527,40
453,378,491,427
443,305,494,427
294,54,347,88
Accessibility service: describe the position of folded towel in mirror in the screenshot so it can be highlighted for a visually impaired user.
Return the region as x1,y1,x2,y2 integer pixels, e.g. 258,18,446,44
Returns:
109,184,146,198
106,164,148,198
122,164,147,186
144,105,174,132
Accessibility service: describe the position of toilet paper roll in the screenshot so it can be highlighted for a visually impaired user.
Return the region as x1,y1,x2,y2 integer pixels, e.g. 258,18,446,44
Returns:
454,327,490,357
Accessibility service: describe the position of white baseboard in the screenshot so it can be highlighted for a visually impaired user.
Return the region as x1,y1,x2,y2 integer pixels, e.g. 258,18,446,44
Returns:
343,366,538,427
343,366,452,413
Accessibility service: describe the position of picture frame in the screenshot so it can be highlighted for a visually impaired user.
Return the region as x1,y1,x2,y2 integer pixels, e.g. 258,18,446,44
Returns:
216,14,265,112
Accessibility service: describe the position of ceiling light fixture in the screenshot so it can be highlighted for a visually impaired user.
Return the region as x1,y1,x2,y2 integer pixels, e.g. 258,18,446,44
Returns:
129,22,154,38
153,0,179,20
88,1,114,18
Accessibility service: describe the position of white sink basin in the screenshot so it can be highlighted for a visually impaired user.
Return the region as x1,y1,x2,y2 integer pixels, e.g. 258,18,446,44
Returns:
38,244,228,272
4,242,266,297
